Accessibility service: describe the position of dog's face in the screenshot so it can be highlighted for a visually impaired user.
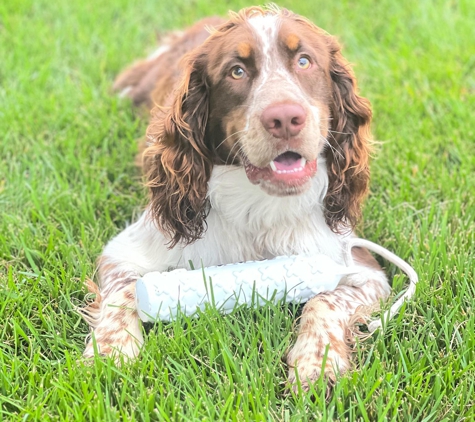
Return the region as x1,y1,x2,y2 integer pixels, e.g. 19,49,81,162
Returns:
203,12,333,196
146,7,372,246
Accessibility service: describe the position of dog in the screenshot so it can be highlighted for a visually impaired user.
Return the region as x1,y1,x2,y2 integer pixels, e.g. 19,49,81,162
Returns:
80,6,390,390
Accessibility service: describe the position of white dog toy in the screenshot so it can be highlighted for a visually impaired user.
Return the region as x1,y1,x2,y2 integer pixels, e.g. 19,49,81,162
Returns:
136,238,418,332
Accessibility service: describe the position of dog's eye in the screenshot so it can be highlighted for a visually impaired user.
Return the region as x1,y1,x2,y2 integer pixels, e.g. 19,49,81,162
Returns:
297,56,311,70
231,66,246,79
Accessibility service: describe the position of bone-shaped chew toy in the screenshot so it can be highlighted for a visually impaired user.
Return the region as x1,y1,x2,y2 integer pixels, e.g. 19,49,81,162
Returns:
136,238,418,332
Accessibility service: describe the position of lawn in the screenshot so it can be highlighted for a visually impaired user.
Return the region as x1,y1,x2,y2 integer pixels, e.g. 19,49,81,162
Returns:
1,0,474,420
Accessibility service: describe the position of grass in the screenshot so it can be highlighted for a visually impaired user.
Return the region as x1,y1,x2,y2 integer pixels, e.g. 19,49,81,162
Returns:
1,0,474,420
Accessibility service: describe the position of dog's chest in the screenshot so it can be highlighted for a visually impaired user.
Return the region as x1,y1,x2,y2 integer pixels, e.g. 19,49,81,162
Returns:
181,165,346,267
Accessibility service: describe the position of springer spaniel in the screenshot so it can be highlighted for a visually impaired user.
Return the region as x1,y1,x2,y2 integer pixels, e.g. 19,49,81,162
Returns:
81,6,391,389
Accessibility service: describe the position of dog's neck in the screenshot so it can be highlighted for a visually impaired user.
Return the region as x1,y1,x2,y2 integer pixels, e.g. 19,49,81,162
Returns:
208,160,328,228
184,159,347,265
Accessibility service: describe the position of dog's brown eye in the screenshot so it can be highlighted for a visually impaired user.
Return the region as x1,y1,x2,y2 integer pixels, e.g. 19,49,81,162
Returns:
297,56,311,70
231,66,245,79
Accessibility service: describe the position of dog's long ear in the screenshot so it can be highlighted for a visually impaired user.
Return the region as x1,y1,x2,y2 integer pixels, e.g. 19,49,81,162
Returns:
145,52,213,248
324,38,372,233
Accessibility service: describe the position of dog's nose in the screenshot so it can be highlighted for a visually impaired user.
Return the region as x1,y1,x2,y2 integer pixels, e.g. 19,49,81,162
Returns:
260,103,307,139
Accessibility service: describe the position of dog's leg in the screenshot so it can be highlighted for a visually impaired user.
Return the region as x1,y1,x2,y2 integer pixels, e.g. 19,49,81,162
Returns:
286,249,391,390
79,214,178,361
80,261,143,360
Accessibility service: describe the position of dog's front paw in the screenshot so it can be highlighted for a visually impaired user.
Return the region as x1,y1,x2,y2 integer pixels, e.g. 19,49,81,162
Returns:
83,326,143,362
286,336,351,393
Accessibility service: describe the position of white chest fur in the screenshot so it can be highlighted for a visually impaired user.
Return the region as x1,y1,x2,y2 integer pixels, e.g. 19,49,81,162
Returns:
103,160,348,275
182,161,347,268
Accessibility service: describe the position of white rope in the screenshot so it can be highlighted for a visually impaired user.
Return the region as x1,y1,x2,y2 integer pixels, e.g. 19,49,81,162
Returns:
345,238,419,332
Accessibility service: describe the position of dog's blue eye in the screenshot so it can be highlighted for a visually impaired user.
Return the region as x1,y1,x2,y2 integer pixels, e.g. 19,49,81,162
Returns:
231,66,245,79
297,57,311,69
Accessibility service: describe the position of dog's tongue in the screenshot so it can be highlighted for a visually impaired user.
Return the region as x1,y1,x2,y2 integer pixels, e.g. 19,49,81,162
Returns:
244,151,317,188
272,151,304,171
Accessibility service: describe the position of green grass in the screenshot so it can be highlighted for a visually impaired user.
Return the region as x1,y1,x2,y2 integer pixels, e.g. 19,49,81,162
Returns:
1,0,474,420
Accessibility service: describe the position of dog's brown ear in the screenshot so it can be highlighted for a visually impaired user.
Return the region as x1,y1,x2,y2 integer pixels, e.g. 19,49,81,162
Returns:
145,52,213,248
324,38,372,233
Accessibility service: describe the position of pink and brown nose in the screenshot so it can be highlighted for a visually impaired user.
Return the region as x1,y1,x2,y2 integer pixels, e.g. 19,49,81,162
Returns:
260,103,307,139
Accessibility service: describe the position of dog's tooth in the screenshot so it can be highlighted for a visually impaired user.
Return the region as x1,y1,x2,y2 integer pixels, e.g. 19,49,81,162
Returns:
269,161,277,171
300,158,306,167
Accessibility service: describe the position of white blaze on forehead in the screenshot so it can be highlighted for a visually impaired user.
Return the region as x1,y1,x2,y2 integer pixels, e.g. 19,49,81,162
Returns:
245,15,280,131
248,14,279,60
247,13,303,101
248,14,279,88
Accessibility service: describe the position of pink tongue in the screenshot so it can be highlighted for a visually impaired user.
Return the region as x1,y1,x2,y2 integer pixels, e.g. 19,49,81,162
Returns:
273,152,302,171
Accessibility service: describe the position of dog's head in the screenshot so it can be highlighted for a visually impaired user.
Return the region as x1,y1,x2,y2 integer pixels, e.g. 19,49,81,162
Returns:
146,6,372,246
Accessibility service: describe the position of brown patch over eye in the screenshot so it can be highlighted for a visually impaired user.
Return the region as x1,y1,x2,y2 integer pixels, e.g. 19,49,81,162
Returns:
286,34,300,51
237,42,252,58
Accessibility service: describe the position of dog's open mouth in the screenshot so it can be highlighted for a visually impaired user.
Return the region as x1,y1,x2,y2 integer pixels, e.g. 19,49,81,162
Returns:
244,151,317,188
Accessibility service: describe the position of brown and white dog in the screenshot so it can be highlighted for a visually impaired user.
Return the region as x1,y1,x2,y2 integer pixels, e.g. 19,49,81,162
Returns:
81,6,390,390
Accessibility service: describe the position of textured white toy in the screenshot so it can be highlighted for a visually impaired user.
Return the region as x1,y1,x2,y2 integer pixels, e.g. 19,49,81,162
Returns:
136,238,418,332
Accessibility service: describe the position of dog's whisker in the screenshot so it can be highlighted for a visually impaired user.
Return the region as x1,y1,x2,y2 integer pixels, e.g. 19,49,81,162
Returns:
323,134,344,161
216,129,248,150
224,141,245,166
328,129,351,136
